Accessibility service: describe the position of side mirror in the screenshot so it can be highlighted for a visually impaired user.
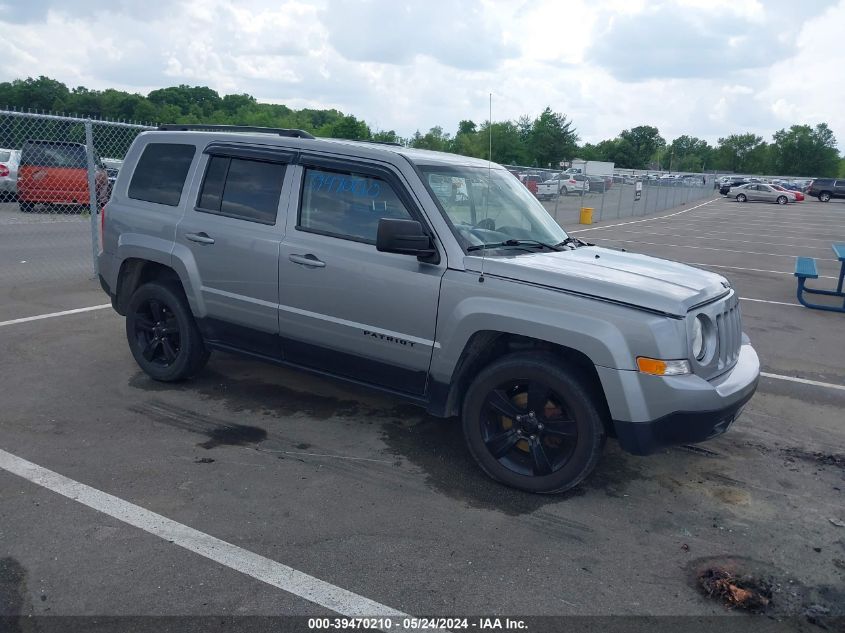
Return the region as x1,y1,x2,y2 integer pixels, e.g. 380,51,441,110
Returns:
376,218,438,262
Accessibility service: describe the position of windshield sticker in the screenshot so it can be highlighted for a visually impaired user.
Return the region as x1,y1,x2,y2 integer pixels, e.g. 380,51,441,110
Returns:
308,172,381,198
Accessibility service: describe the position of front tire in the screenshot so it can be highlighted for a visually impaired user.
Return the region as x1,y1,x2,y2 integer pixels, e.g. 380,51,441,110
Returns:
19,201,34,213
461,352,606,494
819,192,831,202
736,193,747,202
777,195,788,205
125,281,209,382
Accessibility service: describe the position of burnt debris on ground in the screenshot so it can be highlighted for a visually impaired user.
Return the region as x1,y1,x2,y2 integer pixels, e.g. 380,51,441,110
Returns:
698,567,772,612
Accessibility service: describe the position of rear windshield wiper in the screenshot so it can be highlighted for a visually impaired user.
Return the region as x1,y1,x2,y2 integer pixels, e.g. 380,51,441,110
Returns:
467,239,562,252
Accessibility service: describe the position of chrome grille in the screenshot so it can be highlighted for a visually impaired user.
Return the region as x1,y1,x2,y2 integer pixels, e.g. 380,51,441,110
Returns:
715,300,741,372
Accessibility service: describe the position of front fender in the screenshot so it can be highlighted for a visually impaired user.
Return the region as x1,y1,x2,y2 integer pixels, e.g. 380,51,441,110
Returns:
431,270,685,383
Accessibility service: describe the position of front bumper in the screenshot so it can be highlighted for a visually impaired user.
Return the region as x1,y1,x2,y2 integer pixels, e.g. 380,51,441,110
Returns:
599,340,760,455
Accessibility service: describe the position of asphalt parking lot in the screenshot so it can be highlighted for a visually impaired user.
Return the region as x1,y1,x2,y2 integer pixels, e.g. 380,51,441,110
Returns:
1,195,844,628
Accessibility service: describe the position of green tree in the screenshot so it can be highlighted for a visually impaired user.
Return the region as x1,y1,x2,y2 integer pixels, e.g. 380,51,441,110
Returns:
666,135,713,172
410,126,451,151
483,120,528,165
617,125,665,169
371,129,401,143
147,85,222,117
451,119,482,157
770,123,839,176
321,114,370,140
714,134,771,174
0,76,70,112
527,107,578,167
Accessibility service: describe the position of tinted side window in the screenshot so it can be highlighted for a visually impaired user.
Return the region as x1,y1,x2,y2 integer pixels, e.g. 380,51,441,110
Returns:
196,157,285,225
128,143,196,207
298,168,412,243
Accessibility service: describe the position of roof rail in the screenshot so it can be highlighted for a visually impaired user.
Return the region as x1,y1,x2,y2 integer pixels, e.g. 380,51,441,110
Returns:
349,139,403,147
157,124,316,139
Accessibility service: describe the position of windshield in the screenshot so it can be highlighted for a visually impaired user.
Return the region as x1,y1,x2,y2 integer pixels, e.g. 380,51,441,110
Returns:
419,164,568,253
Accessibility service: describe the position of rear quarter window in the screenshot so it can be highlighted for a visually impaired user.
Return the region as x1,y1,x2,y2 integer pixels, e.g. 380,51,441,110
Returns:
0,150,10,162
128,143,196,206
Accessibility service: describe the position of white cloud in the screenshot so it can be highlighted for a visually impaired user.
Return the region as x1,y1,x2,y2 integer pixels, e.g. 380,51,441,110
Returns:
0,0,843,151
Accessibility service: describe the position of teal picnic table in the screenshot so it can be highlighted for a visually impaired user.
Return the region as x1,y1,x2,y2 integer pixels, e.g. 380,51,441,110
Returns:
794,242,845,312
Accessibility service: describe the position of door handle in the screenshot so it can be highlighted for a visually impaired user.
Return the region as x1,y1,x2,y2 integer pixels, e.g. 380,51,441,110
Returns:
289,254,326,268
185,232,215,245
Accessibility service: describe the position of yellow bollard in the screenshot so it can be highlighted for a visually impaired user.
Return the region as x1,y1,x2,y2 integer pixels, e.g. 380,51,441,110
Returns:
579,207,593,225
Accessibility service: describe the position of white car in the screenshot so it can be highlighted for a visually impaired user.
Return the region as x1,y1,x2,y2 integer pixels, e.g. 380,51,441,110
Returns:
535,174,590,199
0,148,20,201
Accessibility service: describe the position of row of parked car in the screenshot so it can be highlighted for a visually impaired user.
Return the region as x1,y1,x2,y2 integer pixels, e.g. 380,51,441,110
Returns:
718,175,845,204
0,141,122,212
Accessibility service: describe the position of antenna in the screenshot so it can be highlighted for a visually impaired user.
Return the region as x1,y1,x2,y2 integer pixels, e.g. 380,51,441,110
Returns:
479,92,492,283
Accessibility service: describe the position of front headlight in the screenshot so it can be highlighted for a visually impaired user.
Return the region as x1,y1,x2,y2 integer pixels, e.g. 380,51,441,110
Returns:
692,316,705,360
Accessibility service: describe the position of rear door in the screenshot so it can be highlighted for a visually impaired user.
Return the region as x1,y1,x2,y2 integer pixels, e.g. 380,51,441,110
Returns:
835,180,845,197
757,184,777,202
175,143,296,357
742,184,759,201
277,157,445,395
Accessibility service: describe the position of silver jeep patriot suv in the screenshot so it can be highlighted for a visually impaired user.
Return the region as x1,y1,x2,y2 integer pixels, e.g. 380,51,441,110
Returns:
98,125,760,494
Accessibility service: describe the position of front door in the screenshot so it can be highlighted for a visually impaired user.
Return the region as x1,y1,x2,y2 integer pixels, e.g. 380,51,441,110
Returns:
175,146,295,356
277,160,445,395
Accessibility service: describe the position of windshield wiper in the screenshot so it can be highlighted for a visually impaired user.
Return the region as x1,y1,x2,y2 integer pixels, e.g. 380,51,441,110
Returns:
467,239,563,252
557,236,592,249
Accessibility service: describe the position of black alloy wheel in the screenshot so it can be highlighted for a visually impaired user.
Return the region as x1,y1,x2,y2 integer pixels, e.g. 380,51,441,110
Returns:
462,352,606,493
133,298,182,368
125,281,209,381
480,380,577,477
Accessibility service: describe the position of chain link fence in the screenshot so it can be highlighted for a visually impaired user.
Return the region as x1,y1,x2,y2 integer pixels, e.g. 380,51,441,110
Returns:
503,164,716,228
0,110,151,286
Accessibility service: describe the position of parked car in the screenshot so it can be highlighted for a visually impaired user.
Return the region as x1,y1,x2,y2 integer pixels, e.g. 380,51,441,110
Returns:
807,178,845,202
771,184,803,201
719,179,750,195
0,148,20,201
17,140,109,212
586,174,608,193
536,173,590,199
727,183,793,205
97,124,759,494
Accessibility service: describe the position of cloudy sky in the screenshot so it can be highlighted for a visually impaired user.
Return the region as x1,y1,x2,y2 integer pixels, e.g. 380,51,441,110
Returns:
2,0,844,149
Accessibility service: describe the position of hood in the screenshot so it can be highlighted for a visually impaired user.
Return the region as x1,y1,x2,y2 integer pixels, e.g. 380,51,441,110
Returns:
465,246,729,316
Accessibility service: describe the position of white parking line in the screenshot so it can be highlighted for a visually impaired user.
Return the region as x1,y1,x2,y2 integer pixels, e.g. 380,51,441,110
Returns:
630,224,844,243
0,448,409,620
684,262,838,279
570,197,719,233
648,215,845,231
0,304,111,328
590,237,839,261
739,297,801,307
587,228,833,250
761,372,845,392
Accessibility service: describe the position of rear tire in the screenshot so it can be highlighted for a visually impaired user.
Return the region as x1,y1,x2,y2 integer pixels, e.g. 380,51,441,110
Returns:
736,194,747,203
777,195,788,205
125,281,210,382
461,352,606,494
19,201,34,213
819,192,831,202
